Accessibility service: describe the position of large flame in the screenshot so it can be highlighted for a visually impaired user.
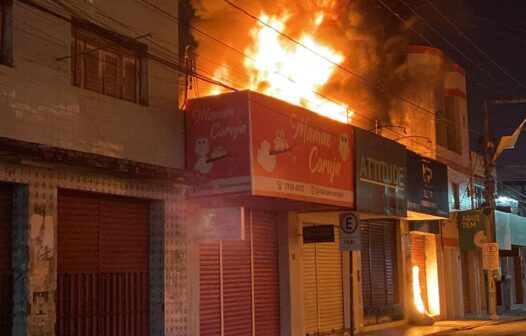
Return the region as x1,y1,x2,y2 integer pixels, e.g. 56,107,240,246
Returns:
207,12,351,123
412,265,426,314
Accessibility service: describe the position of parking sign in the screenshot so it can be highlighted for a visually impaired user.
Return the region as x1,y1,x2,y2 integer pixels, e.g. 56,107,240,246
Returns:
340,212,361,251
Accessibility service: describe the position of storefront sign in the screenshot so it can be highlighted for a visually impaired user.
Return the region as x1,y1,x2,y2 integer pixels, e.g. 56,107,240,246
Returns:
482,242,500,270
406,151,449,218
340,212,361,250
354,127,406,217
186,91,252,196
196,207,245,241
458,210,486,250
303,225,335,243
409,220,440,234
186,91,355,207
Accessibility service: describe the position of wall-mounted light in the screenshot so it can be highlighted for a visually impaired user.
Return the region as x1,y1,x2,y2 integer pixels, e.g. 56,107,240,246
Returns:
395,135,432,144
369,121,407,135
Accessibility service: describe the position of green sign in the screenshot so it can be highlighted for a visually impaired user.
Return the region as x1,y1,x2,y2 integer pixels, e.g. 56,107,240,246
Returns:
458,210,487,251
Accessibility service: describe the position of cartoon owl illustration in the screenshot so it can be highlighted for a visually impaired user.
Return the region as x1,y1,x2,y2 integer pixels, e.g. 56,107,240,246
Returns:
274,129,289,151
194,137,213,174
339,133,350,162
210,145,227,159
195,137,210,158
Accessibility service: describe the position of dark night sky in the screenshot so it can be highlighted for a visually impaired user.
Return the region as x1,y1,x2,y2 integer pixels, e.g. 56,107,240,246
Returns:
395,1,526,180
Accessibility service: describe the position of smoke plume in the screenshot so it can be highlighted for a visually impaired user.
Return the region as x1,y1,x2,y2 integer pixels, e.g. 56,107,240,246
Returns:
186,0,415,128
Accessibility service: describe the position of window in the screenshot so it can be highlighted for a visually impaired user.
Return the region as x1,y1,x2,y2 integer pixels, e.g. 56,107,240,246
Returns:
0,0,13,66
474,185,484,209
436,96,461,154
452,182,460,210
72,20,147,104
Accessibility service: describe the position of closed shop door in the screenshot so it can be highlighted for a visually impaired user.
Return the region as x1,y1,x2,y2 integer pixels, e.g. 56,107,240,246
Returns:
57,190,149,336
513,254,523,304
199,209,280,336
302,224,344,335
0,184,12,335
411,234,428,311
521,247,526,304
460,251,471,313
360,220,401,326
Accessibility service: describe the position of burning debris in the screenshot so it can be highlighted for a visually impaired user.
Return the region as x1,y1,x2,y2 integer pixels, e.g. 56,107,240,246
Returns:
410,265,435,326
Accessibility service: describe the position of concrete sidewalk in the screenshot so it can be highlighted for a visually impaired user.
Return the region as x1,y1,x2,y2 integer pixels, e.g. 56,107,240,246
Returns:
361,314,526,336
361,320,490,336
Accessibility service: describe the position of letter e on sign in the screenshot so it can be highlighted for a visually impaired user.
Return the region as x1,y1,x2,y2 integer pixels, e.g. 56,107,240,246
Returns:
341,213,358,234
340,212,360,251
482,242,500,270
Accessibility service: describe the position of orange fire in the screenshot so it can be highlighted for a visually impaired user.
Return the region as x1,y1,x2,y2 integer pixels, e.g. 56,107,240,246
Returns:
207,12,352,123
412,265,426,314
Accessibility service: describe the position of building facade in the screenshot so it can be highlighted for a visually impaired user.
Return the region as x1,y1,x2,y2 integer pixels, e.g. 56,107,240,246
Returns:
0,1,194,335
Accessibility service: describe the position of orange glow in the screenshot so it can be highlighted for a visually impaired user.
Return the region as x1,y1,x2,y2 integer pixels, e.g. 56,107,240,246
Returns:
412,265,426,314
209,12,350,123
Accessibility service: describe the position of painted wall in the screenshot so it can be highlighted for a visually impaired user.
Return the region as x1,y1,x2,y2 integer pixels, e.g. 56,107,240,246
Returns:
0,0,183,168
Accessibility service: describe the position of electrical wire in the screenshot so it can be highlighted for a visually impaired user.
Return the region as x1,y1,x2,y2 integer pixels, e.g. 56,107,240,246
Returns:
466,13,526,36
395,0,522,93
16,0,476,157
425,0,526,92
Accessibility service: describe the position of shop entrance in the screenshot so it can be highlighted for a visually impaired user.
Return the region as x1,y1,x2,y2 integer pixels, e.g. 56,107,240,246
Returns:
56,190,150,335
361,220,402,326
410,232,440,317
199,209,280,336
302,222,344,335
0,183,12,335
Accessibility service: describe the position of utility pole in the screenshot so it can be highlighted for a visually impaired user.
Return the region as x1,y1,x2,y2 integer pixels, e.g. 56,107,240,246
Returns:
483,97,526,319
483,100,498,319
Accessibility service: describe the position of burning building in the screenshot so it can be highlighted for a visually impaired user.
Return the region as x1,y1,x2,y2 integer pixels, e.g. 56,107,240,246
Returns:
183,1,472,335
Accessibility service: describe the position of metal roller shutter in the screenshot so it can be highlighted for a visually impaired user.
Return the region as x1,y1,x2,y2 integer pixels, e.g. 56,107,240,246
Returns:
0,184,12,335
199,209,279,336
369,222,387,307
513,254,523,304
199,242,221,336
252,210,280,335
222,226,252,336
361,220,400,325
460,251,471,313
302,223,343,335
57,190,149,336
411,234,428,311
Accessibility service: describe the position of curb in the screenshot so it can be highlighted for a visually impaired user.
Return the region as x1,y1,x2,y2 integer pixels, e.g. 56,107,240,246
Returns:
426,316,526,335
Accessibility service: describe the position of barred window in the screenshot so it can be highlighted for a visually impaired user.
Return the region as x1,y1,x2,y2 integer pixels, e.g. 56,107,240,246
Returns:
72,22,146,104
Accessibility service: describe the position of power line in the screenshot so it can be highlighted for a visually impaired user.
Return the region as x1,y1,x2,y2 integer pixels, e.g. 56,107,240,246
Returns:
224,0,491,144
24,0,464,156
466,13,526,36
394,0,519,95
425,0,526,91
223,0,446,118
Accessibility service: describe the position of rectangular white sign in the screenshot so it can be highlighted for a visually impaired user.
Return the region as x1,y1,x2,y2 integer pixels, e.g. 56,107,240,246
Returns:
196,207,245,241
340,212,361,251
482,242,500,270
